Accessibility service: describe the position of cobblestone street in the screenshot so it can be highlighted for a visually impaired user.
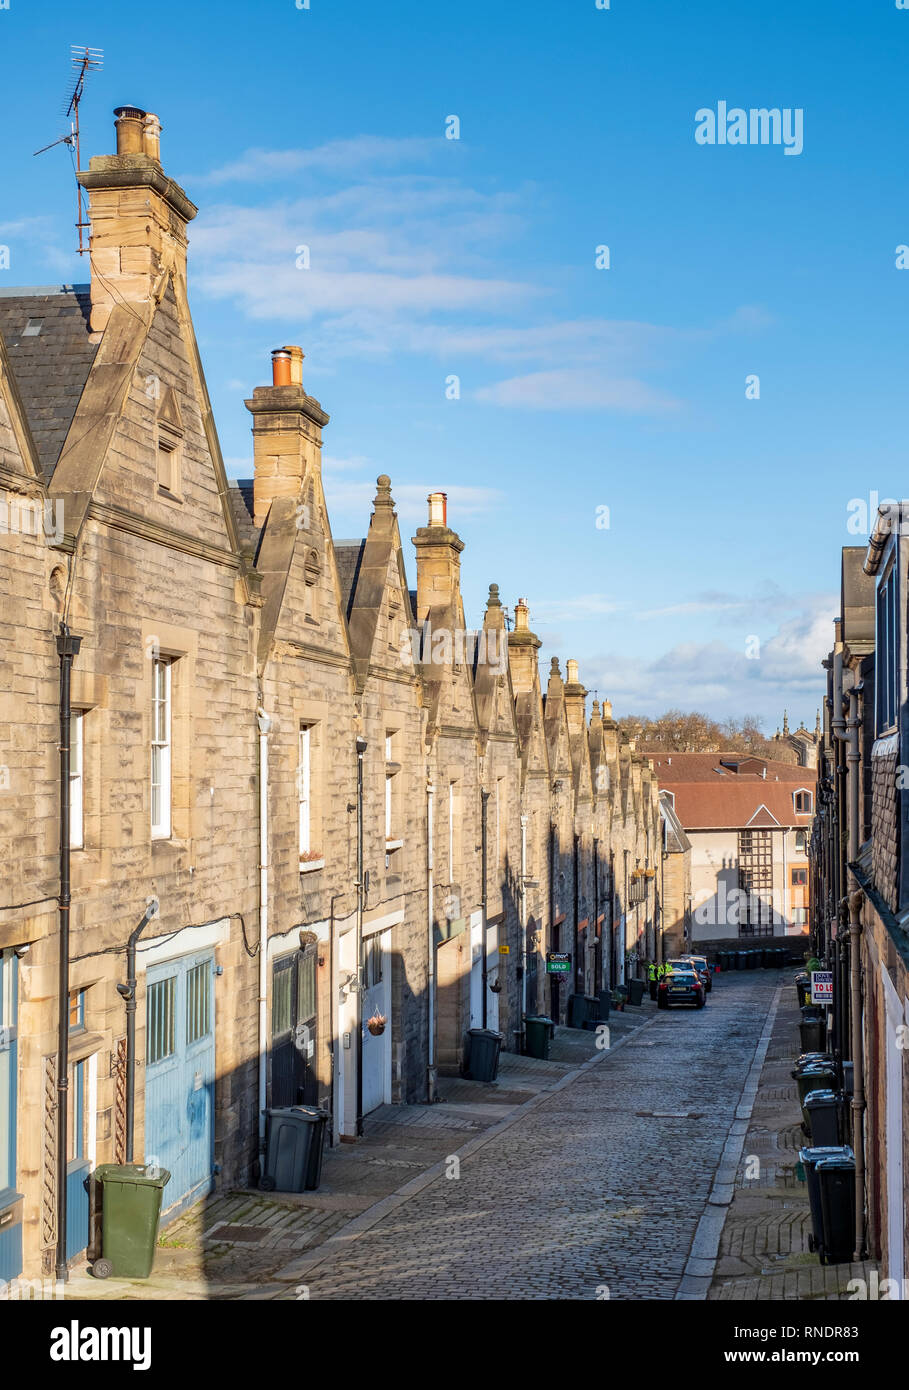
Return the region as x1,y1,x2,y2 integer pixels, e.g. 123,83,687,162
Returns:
276,969,787,1301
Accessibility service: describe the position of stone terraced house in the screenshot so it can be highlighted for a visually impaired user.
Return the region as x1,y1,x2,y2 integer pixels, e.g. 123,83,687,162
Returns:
0,105,670,1283
812,535,909,1289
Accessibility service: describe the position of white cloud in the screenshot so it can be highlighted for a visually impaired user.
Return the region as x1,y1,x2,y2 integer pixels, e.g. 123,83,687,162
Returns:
186,136,442,186
572,594,835,724
475,369,681,412
325,477,502,524
530,594,622,622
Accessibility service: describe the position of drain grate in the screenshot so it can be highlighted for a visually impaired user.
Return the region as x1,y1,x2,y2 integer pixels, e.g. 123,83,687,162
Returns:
207,1222,267,1244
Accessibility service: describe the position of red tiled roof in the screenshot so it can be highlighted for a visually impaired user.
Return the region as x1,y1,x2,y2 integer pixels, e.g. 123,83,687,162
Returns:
648,753,815,830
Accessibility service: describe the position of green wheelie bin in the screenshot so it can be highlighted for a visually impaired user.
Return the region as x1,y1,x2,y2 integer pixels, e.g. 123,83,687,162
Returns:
91,1163,171,1279
523,1015,554,1060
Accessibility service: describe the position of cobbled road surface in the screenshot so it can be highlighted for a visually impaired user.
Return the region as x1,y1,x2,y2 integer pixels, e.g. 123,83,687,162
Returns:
304,970,780,1300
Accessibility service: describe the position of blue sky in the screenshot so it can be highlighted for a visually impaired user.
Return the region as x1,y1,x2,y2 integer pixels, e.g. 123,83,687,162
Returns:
2,0,906,728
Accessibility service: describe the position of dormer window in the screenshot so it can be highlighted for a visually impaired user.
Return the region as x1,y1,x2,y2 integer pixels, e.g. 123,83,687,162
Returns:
303,548,321,623
794,789,813,815
155,385,184,499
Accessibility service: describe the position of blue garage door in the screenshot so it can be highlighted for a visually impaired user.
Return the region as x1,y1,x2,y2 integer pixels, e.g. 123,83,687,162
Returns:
145,952,215,1222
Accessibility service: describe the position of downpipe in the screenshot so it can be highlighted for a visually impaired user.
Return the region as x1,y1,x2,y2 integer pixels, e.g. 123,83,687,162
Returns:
848,889,866,1262
256,706,271,1168
55,623,82,1284
426,776,437,1101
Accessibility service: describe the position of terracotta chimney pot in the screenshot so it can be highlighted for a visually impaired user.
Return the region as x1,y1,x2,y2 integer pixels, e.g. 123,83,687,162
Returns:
427,491,447,527
113,106,147,155
271,348,292,386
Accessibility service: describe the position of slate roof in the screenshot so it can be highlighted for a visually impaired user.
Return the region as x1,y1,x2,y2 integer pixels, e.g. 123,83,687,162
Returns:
334,539,366,618
0,286,98,481
226,479,260,558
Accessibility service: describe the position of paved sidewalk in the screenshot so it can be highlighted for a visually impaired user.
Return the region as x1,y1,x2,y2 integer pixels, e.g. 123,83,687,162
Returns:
708,973,877,1301
63,1001,652,1300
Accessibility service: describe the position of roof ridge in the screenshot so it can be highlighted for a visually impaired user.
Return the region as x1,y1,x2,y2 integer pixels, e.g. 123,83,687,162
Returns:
0,284,91,298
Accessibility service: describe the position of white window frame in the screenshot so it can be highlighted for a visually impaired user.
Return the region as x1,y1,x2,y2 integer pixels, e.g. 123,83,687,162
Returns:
151,657,172,839
298,724,312,857
793,788,813,815
449,781,457,878
70,709,84,849
385,770,394,841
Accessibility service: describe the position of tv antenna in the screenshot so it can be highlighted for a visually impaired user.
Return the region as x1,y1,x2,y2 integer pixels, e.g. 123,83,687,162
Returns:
33,45,103,255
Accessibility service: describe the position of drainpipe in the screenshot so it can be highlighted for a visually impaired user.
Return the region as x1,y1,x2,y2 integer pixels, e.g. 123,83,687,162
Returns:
848,888,866,1261
593,837,599,994
622,849,629,986
427,776,437,1101
55,623,82,1284
256,706,271,1168
609,848,615,987
355,736,366,1136
831,648,850,1057
480,789,489,1029
549,819,558,1022
519,811,528,1036
573,833,580,996
123,899,158,1162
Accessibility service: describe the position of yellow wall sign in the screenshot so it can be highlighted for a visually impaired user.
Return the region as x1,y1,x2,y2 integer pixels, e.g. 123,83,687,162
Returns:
498,944,510,955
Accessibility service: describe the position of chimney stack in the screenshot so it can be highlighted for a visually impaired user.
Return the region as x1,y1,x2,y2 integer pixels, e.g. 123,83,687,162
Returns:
507,596,541,693
77,106,197,332
562,657,588,738
412,492,464,622
246,347,329,528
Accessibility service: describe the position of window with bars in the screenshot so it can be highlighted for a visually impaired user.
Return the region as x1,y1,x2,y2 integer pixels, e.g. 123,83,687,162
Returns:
272,959,293,1038
186,962,211,1045
146,976,176,1065
737,828,774,936
151,658,172,839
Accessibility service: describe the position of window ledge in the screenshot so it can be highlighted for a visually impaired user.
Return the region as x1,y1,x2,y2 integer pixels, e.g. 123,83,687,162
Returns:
385,839,404,852
300,858,325,874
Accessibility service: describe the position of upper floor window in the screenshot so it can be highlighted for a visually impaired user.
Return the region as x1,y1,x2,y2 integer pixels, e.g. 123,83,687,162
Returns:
449,780,461,880
70,709,84,849
384,732,402,849
299,724,313,857
795,829,807,853
151,657,172,839
793,789,813,815
68,988,85,1033
791,867,808,887
876,561,898,734
155,385,184,499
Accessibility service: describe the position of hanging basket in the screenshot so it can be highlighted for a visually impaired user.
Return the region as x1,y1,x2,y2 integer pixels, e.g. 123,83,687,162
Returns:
367,1012,387,1036
489,979,502,994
